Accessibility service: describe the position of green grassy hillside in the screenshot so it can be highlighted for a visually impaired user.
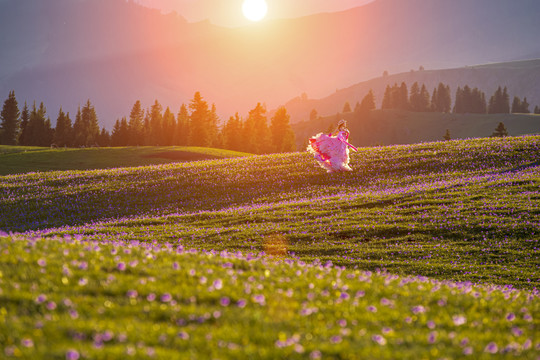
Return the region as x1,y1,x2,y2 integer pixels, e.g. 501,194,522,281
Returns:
1,136,539,358
293,110,540,149
0,146,252,175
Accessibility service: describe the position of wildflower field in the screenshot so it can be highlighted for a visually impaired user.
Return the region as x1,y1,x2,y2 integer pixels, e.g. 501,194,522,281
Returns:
0,136,539,358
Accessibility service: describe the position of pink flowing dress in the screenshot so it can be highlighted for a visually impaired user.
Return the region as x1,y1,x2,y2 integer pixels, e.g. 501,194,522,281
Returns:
307,130,356,172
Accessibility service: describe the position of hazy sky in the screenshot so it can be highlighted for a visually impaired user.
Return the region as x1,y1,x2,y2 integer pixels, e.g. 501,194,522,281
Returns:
136,0,374,27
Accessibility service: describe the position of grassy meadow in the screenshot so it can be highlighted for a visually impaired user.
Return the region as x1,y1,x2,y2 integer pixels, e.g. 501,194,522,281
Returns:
1,136,539,358
0,146,252,176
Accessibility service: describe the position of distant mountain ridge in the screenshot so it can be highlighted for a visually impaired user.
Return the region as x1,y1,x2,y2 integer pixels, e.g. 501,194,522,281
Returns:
1,0,539,128
282,59,540,123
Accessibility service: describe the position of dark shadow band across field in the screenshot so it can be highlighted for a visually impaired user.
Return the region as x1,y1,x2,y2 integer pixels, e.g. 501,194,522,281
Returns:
3,136,539,289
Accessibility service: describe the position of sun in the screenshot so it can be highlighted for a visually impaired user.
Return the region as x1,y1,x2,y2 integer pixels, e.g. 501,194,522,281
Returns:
242,0,268,22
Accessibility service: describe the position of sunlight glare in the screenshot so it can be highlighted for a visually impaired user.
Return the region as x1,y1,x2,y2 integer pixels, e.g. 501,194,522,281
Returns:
242,0,268,22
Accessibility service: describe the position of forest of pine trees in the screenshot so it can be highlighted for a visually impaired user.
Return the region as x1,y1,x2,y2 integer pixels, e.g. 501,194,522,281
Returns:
359,82,536,115
0,91,296,154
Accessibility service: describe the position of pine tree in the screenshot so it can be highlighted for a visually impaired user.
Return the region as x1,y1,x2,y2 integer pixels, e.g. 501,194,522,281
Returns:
222,113,243,151
0,90,20,145
142,109,151,145
248,102,271,154
409,82,421,111
502,87,510,114
488,86,502,114
26,102,50,146
176,104,190,145
81,100,100,146
128,100,144,146
381,85,392,109
72,107,84,147
310,109,318,121
342,102,352,113
97,127,110,147
418,84,431,112
111,119,122,146
430,87,438,112
161,107,176,146
189,92,210,147
470,87,486,114
443,129,451,141
454,87,463,113
534,105,540,114
397,83,409,110
357,90,376,114
208,104,220,148
521,97,530,113
53,108,72,147
119,117,129,146
270,107,296,153
491,122,508,137
149,100,163,145
18,102,30,145
511,96,522,113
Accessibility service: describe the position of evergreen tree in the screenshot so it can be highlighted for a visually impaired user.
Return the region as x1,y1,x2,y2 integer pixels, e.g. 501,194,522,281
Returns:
491,122,508,137
310,109,318,121
222,113,243,151
97,127,110,147
511,96,521,113
488,86,502,114
534,105,540,114
521,97,530,113
18,102,30,145
0,90,20,145
176,104,190,145
454,87,463,113
53,108,72,147
443,129,451,141
342,102,352,113
162,107,176,146
72,106,84,147
430,87,438,112
270,107,296,153
409,82,421,111
489,87,510,114
189,92,210,147
381,85,392,109
26,102,50,146
81,100,100,146
119,117,129,146
128,100,144,146
248,102,271,154
149,100,163,145
437,83,451,113
418,84,431,112
142,109,151,145
208,103,221,148
357,90,376,114
470,87,486,114
502,87,510,114
397,83,409,110
111,119,122,146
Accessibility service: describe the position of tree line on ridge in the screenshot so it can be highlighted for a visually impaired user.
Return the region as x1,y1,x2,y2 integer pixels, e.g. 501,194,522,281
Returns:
0,91,296,154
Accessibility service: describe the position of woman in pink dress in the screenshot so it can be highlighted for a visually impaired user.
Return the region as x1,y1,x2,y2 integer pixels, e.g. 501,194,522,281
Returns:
307,119,358,172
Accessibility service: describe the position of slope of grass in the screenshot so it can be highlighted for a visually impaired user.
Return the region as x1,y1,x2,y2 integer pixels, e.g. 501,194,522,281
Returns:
1,136,540,358
2,135,539,289
0,146,252,175
0,235,538,359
